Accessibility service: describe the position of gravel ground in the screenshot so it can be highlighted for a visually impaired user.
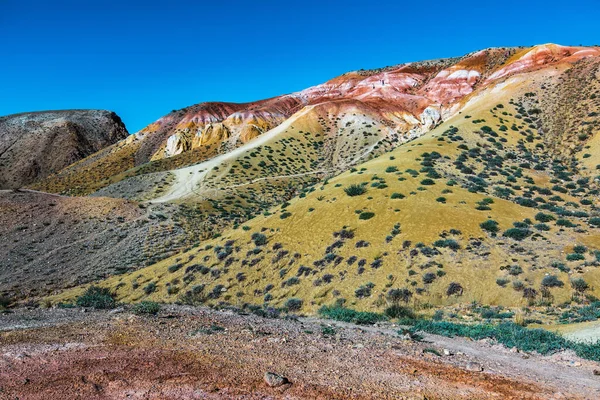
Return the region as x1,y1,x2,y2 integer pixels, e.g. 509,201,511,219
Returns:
0,305,598,399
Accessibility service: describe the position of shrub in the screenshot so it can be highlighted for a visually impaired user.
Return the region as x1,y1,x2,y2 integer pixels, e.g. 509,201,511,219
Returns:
168,263,184,273
385,166,398,173
590,217,600,227
541,275,564,288
508,265,523,276
535,212,555,222
502,228,531,241
344,184,367,196
387,288,412,303
433,239,460,250
556,219,576,227
355,283,374,298
480,219,499,233
132,301,161,315
390,192,405,199
496,278,510,287
285,298,303,311
76,286,116,309
566,253,585,261
144,282,157,295
319,305,387,325
573,245,587,254
420,179,435,185
408,320,600,361
358,211,375,220
446,282,463,296
423,272,436,284
384,305,415,319
252,233,268,246
534,223,550,231
571,278,589,293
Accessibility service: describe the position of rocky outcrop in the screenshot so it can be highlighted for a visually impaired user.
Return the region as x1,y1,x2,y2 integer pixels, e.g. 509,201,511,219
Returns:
0,110,128,188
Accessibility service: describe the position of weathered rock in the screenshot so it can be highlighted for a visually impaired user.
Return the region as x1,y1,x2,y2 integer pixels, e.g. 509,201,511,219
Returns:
465,362,483,372
0,110,128,188
264,372,290,387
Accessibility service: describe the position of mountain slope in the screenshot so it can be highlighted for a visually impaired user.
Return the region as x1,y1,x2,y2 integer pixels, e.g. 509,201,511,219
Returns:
0,110,128,189
30,46,532,197
51,45,600,316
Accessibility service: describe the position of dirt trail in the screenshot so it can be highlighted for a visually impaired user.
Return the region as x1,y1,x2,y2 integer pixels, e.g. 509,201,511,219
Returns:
1,306,598,399
150,106,317,203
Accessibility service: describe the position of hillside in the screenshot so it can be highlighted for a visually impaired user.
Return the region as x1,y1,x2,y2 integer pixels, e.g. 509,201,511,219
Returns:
30,46,525,199
0,110,128,189
49,45,600,320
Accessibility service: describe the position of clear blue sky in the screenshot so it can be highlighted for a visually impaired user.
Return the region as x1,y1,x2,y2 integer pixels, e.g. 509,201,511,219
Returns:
1,0,599,132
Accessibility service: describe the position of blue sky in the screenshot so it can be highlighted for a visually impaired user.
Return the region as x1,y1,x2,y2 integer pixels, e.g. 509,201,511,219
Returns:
1,0,599,132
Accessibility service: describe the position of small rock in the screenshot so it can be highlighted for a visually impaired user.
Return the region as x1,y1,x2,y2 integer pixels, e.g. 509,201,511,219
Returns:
443,349,452,356
264,372,290,387
465,362,483,372
593,369,600,376
109,307,124,314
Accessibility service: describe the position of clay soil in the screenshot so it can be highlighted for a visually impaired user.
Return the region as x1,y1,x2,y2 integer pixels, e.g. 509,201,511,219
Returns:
1,305,598,399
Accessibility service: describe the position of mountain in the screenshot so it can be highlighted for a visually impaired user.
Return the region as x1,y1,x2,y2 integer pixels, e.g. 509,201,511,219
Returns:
35,44,600,318
29,46,524,198
0,110,128,189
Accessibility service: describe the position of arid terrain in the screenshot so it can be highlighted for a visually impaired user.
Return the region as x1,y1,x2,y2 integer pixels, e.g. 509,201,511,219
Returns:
1,305,599,399
2,43,600,399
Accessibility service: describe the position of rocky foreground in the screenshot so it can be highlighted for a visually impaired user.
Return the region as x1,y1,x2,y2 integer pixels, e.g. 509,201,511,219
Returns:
0,306,598,399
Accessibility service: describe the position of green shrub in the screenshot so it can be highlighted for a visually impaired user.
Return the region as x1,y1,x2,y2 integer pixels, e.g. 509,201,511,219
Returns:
590,217,600,227
566,253,585,261
571,278,589,293
423,272,436,284
408,320,600,361
390,192,405,199
446,282,463,296
358,211,375,220
252,232,268,246
384,305,415,319
143,282,157,295
319,305,387,325
433,239,460,250
76,286,116,309
535,212,555,222
285,298,303,311
344,184,367,196
480,219,499,233
541,275,563,288
132,301,161,315
496,278,510,287
556,219,576,227
502,228,531,241
420,179,435,185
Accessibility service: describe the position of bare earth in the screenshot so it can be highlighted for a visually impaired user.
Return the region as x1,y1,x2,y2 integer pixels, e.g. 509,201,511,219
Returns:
0,306,598,399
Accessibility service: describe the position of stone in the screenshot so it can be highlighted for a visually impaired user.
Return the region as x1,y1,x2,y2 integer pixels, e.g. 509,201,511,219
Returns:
264,372,290,387
465,362,483,372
